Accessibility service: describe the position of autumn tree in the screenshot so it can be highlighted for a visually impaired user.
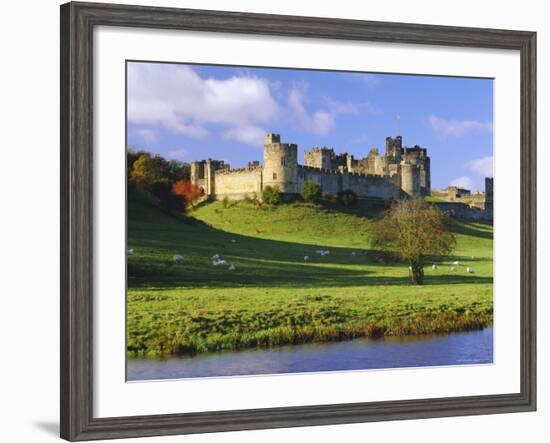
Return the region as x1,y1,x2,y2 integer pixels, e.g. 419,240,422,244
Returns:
370,199,456,285
129,153,170,187
172,180,204,207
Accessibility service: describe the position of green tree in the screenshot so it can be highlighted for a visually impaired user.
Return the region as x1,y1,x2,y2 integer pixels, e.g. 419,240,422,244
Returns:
370,199,456,285
262,185,281,205
166,160,191,182
301,181,322,202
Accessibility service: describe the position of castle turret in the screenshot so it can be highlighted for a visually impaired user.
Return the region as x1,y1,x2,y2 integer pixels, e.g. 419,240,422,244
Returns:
400,162,421,197
385,136,403,164
263,133,298,194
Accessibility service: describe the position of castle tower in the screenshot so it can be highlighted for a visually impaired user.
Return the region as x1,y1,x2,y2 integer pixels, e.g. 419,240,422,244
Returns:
263,133,298,194
304,147,335,170
400,162,421,197
385,136,403,164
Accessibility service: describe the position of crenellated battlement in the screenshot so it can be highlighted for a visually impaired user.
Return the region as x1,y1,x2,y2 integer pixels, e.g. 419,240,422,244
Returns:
190,133,430,201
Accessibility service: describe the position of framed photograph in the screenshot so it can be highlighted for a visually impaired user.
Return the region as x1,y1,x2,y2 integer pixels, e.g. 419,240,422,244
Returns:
60,1,536,440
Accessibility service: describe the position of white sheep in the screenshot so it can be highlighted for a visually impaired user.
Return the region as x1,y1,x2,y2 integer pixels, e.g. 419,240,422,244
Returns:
351,251,357,256
467,267,475,273
212,259,227,266
228,264,236,271
173,254,184,262
127,249,134,255
452,260,460,265
212,254,220,260
451,266,457,272
432,264,438,270
231,239,237,243
304,255,310,261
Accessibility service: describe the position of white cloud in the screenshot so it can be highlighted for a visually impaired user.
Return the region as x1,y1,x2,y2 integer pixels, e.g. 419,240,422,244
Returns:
467,156,494,177
223,125,266,147
127,63,280,142
287,86,335,135
429,115,493,138
135,128,157,145
450,176,475,190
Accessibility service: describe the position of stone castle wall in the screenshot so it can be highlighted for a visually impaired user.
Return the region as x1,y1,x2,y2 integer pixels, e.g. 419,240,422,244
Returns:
345,173,402,200
191,133,432,203
212,167,262,200
297,166,341,196
434,202,492,221
297,166,402,200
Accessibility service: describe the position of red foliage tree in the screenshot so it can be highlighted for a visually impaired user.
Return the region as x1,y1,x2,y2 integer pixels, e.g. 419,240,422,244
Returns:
172,180,204,207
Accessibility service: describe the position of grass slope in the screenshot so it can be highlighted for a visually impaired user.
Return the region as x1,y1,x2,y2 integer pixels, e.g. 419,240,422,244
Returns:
128,191,493,357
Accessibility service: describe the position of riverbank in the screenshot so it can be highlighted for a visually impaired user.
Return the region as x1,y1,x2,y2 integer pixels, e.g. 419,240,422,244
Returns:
128,327,494,380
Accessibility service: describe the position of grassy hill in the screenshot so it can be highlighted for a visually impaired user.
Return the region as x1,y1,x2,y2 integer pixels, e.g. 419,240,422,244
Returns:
127,190,493,357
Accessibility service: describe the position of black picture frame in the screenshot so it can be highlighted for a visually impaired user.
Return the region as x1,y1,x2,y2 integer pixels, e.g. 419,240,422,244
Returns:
60,2,537,441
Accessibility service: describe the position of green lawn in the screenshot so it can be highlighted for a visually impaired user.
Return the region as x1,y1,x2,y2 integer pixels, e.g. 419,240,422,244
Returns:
127,190,493,357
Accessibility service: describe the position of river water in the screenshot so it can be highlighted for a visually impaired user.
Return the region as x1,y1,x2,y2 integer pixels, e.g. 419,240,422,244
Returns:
127,327,493,381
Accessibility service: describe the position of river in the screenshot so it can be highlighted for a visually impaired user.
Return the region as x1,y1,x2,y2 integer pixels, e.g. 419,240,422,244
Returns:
127,327,493,381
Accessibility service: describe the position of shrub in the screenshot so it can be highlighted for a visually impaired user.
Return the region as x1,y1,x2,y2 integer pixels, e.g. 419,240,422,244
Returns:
337,189,358,207
262,185,281,205
301,181,322,203
172,180,204,207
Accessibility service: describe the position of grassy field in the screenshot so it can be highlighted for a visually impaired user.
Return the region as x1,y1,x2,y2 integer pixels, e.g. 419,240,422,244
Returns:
127,190,493,357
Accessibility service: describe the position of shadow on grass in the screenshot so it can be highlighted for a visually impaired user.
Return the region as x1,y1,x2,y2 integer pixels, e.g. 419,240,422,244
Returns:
449,219,493,240
128,192,493,291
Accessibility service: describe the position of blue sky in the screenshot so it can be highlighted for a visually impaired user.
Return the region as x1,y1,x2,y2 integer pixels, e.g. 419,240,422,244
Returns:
127,61,493,192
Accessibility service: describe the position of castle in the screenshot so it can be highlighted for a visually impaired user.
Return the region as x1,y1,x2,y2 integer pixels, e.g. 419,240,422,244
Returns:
191,133,431,201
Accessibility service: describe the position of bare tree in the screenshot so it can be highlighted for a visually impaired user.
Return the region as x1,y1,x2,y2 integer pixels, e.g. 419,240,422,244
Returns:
371,199,456,284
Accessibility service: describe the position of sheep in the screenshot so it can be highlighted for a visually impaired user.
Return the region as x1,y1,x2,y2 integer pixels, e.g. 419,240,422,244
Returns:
212,254,220,260
467,267,475,273
231,239,237,243
304,255,310,261
173,254,184,262
127,249,134,255
450,266,457,272
212,259,227,266
351,251,357,256
228,264,236,271
452,260,460,265
432,264,438,270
